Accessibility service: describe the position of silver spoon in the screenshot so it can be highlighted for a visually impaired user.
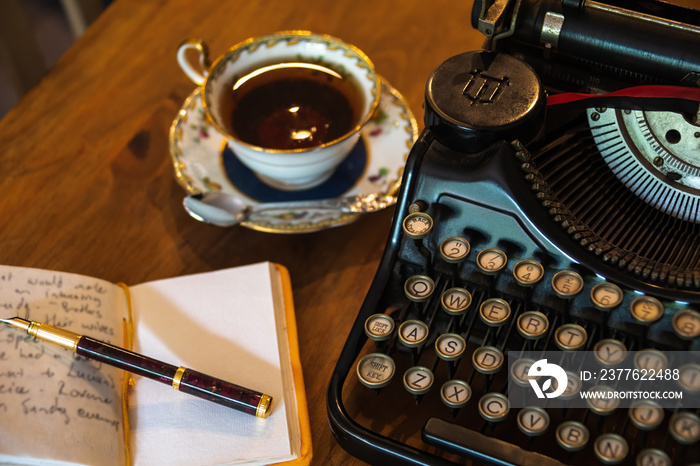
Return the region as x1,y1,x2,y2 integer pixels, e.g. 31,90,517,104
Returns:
183,191,397,227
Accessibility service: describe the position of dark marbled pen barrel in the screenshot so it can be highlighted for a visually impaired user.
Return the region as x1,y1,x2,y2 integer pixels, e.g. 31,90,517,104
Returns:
0,317,272,418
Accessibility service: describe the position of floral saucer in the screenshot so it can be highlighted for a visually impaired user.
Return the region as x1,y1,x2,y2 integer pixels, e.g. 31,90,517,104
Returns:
168,79,418,233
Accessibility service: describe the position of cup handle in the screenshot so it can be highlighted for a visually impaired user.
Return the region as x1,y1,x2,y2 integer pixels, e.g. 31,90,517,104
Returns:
177,39,211,85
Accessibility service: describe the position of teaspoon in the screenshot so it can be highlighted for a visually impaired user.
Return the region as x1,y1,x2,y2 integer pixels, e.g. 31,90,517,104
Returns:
183,191,397,227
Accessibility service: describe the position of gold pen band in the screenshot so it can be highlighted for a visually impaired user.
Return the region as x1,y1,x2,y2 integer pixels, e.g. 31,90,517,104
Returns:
27,321,81,352
172,366,187,390
256,394,272,419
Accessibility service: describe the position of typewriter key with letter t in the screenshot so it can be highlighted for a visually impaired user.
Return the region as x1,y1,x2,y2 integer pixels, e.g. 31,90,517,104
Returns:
554,323,588,351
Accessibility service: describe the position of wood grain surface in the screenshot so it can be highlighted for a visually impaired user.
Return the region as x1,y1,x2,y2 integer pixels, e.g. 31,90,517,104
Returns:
0,1,484,463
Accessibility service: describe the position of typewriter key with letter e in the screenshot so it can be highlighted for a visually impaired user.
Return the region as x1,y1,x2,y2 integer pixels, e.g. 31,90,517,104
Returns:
479,298,511,327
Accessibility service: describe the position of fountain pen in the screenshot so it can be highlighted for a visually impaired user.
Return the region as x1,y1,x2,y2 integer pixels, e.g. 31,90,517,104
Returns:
0,317,272,418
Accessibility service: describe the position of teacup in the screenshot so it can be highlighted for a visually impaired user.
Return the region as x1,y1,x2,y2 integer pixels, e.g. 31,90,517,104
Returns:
177,31,381,191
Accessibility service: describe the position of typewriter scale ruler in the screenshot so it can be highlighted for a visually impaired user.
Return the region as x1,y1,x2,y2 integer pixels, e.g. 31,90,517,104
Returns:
587,107,700,222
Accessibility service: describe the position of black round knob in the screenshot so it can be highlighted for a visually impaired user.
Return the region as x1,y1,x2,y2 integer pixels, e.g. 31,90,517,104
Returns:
424,51,545,153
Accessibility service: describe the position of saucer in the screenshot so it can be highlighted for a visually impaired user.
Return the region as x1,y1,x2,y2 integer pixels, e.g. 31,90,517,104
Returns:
169,79,418,233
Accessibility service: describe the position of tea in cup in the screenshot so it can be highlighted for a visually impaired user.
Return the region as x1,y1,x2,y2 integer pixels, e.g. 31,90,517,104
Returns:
177,31,381,191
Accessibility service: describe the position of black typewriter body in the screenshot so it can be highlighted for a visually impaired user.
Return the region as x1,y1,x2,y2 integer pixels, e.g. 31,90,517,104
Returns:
328,1,700,465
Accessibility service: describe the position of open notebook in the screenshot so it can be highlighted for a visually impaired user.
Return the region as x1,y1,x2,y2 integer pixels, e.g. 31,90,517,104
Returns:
0,262,311,466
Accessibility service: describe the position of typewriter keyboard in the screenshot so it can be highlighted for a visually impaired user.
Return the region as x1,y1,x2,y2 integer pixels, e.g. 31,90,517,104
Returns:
346,202,700,466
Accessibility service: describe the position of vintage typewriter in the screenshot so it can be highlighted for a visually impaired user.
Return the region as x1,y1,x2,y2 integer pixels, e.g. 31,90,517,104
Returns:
327,1,700,465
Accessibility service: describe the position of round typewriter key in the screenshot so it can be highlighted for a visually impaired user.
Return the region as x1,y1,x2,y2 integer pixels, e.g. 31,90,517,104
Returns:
478,392,510,422
479,298,511,327
629,400,664,431
554,371,582,401
678,363,700,394
590,282,623,311
472,345,504,375
630,296,664,325
440,379,471,409
402,212,433,239
364,314,395,342
593,339,627,367
633,348,668,372
636,449,671,466
672,309,700,340
517,407,550,436
585,385,620,415
476,248,507,275
440,287,472,316
356,353,395,389
669,412,700,444
439,236,470,263
404,275,435,303
593,433,628,465
512,259,544,287
556,421,589,452
435,333,466,361
516,311,549,340
554,323,588,351
398,319,429,348
408,201,427,214
403,366,434,396
510,358,538,387
551,270,584,299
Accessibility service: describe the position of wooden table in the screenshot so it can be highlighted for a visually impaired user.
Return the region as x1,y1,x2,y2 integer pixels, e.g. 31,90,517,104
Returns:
0,0,484,463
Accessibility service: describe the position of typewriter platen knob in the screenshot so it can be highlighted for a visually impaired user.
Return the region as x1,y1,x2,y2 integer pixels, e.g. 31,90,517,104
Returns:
424,50,545,153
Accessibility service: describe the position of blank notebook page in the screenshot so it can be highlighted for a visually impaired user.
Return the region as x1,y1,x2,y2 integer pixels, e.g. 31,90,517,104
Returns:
127,264,295,465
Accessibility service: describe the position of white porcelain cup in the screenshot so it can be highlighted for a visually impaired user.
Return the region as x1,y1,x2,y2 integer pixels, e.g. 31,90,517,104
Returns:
177,31,381,191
